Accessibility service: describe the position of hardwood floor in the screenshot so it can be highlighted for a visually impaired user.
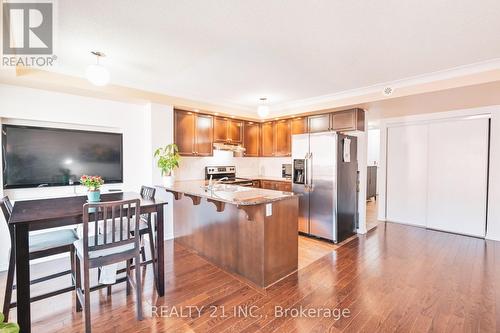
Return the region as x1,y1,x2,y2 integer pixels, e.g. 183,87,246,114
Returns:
2,222,500,332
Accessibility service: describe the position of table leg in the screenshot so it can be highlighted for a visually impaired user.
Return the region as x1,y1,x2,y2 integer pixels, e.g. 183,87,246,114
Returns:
15,223,31,333
155,205,165,296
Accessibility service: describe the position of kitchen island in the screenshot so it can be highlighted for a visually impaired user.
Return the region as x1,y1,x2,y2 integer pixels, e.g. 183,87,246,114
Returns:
159,180,299,288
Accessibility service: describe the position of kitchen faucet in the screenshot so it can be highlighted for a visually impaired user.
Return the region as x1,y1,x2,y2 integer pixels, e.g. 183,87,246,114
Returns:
207,176,229,191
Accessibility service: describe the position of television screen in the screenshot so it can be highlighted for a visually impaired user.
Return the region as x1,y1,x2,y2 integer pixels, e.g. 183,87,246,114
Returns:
2,125,123,188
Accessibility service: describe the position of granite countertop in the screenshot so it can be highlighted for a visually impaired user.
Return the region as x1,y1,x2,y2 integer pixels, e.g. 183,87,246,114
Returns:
158,180,298,206
238,175,292,182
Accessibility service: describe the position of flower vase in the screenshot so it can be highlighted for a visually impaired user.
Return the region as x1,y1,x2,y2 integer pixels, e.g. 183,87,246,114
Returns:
163,175,175,187
87,190,101,202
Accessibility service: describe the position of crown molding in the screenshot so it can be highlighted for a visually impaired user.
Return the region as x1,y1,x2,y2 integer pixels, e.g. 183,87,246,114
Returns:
3,58,500,121
267,58,500,117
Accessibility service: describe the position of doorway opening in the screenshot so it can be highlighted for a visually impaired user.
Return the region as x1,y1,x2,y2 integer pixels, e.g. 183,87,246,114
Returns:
366,128,380,231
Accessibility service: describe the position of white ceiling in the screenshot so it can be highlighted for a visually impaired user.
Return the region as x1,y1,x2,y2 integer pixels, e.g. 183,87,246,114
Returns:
51,0,500,116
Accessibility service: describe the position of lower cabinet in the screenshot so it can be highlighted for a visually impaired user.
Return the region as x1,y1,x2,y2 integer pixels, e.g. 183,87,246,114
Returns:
259,180,292,192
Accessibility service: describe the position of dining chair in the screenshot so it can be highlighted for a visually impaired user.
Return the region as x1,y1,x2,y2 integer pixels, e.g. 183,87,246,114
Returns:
1,196,78,321
105,186,157,295
138,186,157,284
73,199,143,333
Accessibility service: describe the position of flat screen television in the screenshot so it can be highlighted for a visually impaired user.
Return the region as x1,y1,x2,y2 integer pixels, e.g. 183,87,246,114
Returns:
2,124,123,189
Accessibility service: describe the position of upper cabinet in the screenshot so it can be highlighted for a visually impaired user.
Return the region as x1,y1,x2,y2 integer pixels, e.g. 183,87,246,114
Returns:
274,119,291,157
330,109,365,132
195,114,214,156
228,119,243,142
291,117,308,135
308,114,331,133
213,117,229,143
261,120,291,157
243,122,260,157
174,111,196,155
308,108,365,133
173,108,364,158
261,121,275,157
214,117,243,143
174,110,213,156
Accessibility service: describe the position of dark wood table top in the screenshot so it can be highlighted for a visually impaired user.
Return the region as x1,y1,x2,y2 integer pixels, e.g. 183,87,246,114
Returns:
9,192,168,225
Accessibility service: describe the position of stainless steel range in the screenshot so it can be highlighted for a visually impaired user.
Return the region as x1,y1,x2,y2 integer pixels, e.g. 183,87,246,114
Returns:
205,166,254,186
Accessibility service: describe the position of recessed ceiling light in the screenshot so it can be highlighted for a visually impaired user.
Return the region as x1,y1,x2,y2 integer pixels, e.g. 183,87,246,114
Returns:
86,51,110,86
214,112,219,116
194,109,199,112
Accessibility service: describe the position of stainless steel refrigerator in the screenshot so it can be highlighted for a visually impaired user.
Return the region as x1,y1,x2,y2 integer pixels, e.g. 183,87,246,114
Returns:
292,132,358,243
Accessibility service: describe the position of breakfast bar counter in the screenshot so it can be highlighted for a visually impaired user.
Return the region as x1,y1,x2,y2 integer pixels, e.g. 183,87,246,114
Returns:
158,181,299,288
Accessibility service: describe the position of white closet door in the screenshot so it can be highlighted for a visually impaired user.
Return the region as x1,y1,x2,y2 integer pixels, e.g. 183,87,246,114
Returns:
427,118,489,237
386,124,428,226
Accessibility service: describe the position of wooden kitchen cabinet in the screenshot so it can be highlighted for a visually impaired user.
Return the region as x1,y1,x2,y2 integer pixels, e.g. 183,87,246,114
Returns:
214,117,243,143
243,122,260,157
175,111,196,155
260,180,292,191
274,119,291,156
330,108,365,132
261,120,291,157
228,120,243,143
261,122,275,157
214,117,229,143
260,180,274,190
195,114,214,156
174,110,213,156
175,108,364,158
291,117,308,135
276,182,292,192
308,114,331,133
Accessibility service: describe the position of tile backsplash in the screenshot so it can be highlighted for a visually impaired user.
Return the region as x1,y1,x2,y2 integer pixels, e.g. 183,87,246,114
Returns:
175,150,291,180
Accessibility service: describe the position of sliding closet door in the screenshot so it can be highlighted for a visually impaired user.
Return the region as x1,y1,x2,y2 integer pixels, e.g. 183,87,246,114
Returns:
426,118,489,237
386,124,428,226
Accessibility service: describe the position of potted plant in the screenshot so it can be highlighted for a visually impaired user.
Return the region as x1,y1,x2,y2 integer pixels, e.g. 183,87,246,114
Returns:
80,175,105,202
0,313,19,333
154,144,180,187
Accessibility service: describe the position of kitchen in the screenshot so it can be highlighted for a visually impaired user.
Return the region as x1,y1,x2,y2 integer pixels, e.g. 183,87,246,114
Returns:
161,108,365,287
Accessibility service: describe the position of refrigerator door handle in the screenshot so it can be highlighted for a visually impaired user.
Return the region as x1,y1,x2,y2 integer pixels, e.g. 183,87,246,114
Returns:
308,152,313,189
304,153,309,189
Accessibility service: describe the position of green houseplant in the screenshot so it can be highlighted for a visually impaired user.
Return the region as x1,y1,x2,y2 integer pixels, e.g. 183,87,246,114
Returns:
0,313,19,333
154,144,180,186
80,175,105,202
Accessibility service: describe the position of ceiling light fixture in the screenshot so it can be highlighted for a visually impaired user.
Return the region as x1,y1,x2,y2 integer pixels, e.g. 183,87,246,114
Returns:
86,51,110,86
257,97,269,118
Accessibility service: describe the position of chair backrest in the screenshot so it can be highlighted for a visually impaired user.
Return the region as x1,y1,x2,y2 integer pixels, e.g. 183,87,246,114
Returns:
0,196,14,244
0,196,13,229
82,199,141,254
140,186,156,200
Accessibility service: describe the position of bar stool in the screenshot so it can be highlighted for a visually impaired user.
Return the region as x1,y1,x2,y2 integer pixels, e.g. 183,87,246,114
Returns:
1,196,78,321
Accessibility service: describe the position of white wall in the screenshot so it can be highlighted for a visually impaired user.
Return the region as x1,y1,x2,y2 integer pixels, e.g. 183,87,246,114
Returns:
175,151,291,181
0,84,174,270
144,103,175,239
367,129,380,166
377,105,500,241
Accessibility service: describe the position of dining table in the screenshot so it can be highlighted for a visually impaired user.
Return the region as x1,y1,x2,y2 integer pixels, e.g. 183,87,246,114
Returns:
8,191,168,333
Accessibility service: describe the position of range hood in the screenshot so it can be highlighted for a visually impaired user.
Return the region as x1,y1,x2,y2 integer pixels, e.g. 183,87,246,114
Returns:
213,142,246,154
